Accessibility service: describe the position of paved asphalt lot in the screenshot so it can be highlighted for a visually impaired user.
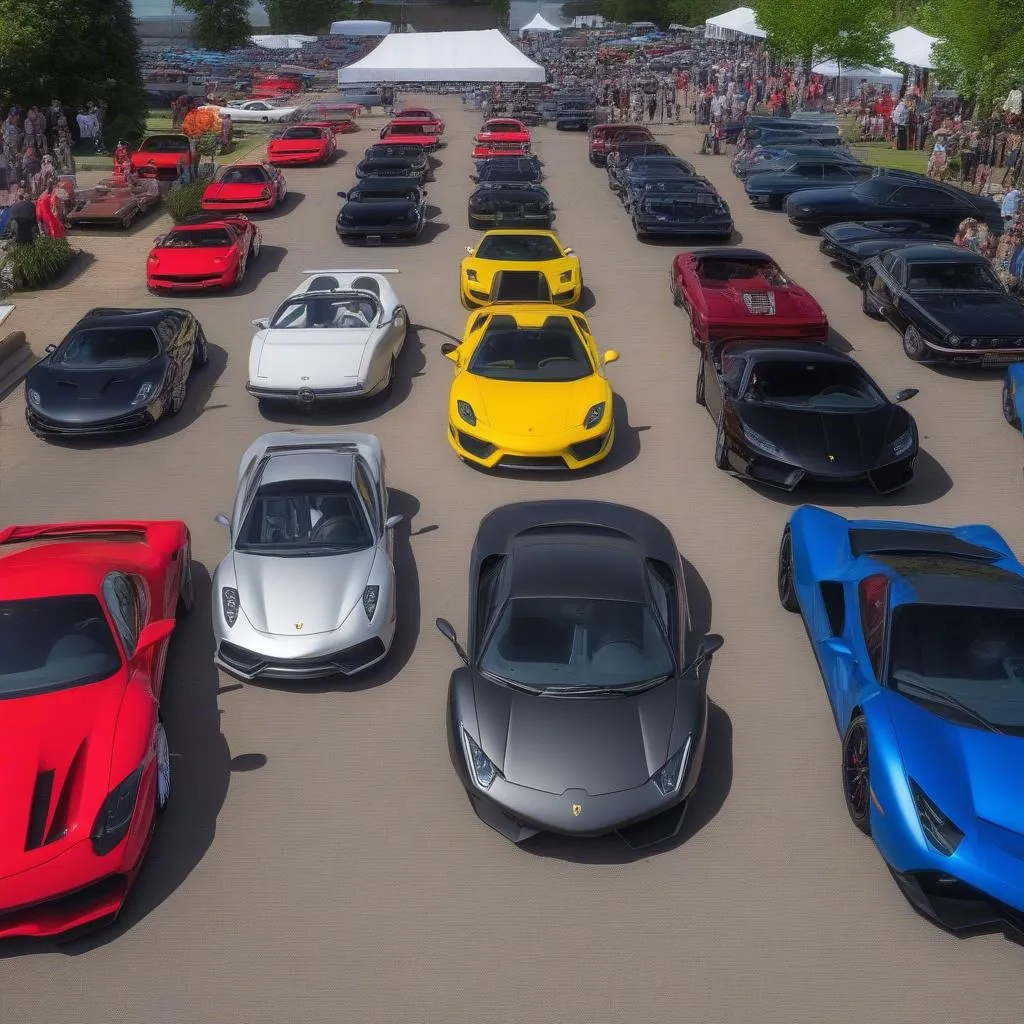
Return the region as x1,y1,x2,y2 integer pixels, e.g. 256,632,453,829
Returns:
4,97,1024,1023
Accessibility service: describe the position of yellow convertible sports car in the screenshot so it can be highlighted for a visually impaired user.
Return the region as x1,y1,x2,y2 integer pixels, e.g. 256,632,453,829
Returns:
443,303,619,471
459,230,582,309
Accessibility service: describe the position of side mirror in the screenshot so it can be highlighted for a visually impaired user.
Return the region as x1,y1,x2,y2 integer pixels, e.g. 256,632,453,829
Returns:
135,617,176,655
251,317,269,329
684,633,724,675
337,190,347,198
603,350,620,364
384,514,403,530
214,513,230,528
824,637,855,659
894,388,919,403
45,343,57,353
564,246,573,254
440,342,458,357
435,617,469,665
465,246,474,255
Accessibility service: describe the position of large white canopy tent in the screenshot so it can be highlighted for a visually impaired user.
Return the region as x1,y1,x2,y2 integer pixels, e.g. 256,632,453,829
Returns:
812,61,903,88
250,34,317,49
704,7,765,40
338,29,547,83
330,20,391,36
887,26,939,69
520,12,559,35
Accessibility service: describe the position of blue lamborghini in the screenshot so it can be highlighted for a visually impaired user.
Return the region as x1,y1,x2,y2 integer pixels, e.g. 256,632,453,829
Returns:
778,505,1024,937
1002,364,1024,433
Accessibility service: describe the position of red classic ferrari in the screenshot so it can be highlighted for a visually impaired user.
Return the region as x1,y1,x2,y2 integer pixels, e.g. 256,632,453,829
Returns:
475,118,531,148
392,107,445,134
266,124,336,166
671,248,830,345
147,214,262,292
0,519,192,939
201,162,287,213
379,120,440,150
471,140,530,160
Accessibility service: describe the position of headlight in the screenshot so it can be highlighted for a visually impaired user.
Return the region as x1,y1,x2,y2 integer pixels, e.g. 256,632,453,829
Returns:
559,270,573,283
583,402,605,429
891,428,914,457
461,726,500,790
222,587,240,627
651,735,693,796
91,764,143,855
362,584,379,620
457,400,476,425
969,337,980,348
798,205,812,214
947,335,961,347
909,778,964,856
742,424,782,458
407,209,418,222
132,380,161,406
27,389,40,406
466,269,478,281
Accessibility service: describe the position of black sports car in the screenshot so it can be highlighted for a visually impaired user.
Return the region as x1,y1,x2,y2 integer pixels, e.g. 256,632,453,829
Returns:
335,180,426,244
25,307,209,438
471,158,542,184
861,243,1024,363
365,143,429,177
630,182,733,240
611,155,696,196
695,340,919,493
474,152,542,175
555,98,595,130
732,144,853,180
468,183,554,230
438,499,723,848
354,155,428,185
745,158,873,207
605,141,673,180
752,127,846,150
785,173,1003,233
819,218,952,276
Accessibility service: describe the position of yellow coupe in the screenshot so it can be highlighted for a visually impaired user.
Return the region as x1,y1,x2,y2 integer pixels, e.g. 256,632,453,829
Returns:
460,230,583,309
443,303,619,471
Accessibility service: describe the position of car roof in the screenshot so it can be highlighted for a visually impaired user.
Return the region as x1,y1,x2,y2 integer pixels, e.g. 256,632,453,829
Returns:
692,247,769,261
719,340,850,363
508,537,643,601
75,307,180,330
889,244,985,263
877,554,1024,610
258,449,355,486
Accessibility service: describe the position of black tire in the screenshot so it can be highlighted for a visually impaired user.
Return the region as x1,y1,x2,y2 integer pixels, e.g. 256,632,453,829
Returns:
842,715,871,836
121,214,132,230
1003,376,1021,429
176,532,194,619
192,327,209,368
671,277,682,307
777,527,799,612
714,416,729,470
902,325,927,362
861,286,883,319
695,357,705,406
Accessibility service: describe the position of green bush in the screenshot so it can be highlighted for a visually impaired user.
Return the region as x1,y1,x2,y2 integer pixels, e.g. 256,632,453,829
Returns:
4,236,77,290
165,181,207,224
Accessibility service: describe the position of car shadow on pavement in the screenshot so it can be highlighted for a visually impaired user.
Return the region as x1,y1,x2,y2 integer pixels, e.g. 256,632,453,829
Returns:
827,327,854,354
241,489,425,694
413,221,448,245
636,229,744,248
232,245,287,297
262,192,304,218
576,286,596,313
0,564,266,958
42,251,96,289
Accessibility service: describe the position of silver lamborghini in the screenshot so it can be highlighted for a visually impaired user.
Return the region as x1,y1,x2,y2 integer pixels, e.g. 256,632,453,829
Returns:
211,432,402,681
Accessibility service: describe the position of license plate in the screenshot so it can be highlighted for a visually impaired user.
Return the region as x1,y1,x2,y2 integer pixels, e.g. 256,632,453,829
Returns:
366,235,382,244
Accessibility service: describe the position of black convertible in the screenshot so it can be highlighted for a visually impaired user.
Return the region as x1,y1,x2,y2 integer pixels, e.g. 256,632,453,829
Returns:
25,307,209,438
438,499,723,848
335,179,426,244
629,181,733,240
354,155,428,185
468,183,554,230
695,340,919,493
819,219,950,277
862,243,1024,363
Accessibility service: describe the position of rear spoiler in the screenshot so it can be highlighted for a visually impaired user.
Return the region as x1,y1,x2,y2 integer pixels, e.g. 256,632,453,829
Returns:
0,521,155,545
303,268,399,275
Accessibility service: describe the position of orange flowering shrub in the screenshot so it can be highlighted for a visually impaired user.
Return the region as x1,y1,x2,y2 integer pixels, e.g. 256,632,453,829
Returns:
182,107,221,138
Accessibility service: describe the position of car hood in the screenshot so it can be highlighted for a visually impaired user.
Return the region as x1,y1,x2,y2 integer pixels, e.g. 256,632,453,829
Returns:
232,547,377,635
845,237,946,259
131,152,186,167
28,358,170,419
471,676,680,794
455,375,607,436
702,279,822,321
150,245,236,272
0,675,123,872
823,221,932,244
72,194,137,217
785,186,864,211
251,328,373,386
340,200,416,225
204,181,268,200
912,293,1024,335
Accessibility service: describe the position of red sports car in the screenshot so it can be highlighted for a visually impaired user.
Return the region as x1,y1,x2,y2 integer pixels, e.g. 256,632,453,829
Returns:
392,107,445,134
471,139,530,160
588,123,653,165
147,214,262,292
379,120,440,150
301,113,358,135
130,134,196,181
475,118,531,148
266,124,336,166
201,162,287,213
0,519,191,939
671,248,830,345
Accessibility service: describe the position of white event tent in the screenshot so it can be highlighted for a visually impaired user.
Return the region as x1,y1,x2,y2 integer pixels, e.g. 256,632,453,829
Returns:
704,7,765,40
520,12,559,35
887,26,939,69
338,29,547,83
330,20,391,36
250,34,317,49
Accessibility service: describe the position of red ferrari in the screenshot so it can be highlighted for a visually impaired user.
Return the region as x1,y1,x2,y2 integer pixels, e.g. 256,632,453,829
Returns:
475,118,531,148
671,247,829,345
147,214,262,292
130,134,196,181
471,140,529,160
266,124,336,166
379,120,440,150
0,519,192,939
392,107,445,134
201,162,287,213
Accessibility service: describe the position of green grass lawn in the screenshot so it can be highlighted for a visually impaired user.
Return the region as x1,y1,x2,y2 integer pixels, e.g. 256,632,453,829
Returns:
849,143,929,173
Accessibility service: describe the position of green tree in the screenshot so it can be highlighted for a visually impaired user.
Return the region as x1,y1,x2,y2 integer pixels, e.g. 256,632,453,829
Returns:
0,0,148,143
177,0,252,52
264,0,354,33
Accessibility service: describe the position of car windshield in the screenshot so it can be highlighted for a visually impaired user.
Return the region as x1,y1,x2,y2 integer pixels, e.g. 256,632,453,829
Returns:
138,137,189,153
698,258,789,284
468,322,592,381
0,595,121,697
352,188,417,202
236,479,373,555
743,359,884,410
479,596,674,690
162,228,231,248
57,326,160,367
281,126,322,139
641,195,715,213
889,604,1024,732
221,166,266,185
478,165,535,181
475,235,560,260
270,295,379,329
907,261,1001,292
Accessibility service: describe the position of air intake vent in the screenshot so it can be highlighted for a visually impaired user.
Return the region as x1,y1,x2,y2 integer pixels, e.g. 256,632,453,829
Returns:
25,771,55,851
517,523,630,540
742,292,776,315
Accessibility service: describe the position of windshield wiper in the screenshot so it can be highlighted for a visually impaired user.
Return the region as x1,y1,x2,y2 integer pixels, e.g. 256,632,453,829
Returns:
541,676,672,696
894,677,1004,734
478,668,539,693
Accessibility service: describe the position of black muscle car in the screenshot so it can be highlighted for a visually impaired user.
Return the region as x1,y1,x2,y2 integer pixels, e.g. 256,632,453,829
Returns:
611,155,696,196
468,183,554,230
25,307,209,438
365,143,429,177
785,173,1003,233
471,158,542,184
861,243,1024,363
354,155,428,185
474,152,542,175
819,219,951,276
630,182,733,240
336,179,426,244
695,339,919,493
605,141,673,182
745,158,872,207
732,143,846,180
437,499,723,848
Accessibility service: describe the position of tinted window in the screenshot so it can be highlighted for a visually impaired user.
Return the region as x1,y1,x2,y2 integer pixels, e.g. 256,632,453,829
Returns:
698,258,789,284
893,186,957,208
103,573,140,651
478,165,535,182
270,295,379,328
641,195,717,213
744,359,884,411
139,137,189,153
161,229,232,248
853,179,898,201
281,126,323,139
221,166,266,184
354,459,380,533
57,326,160,367
468,323,593,382
907,261,1001,292
0,595,121,697
475,235,561,260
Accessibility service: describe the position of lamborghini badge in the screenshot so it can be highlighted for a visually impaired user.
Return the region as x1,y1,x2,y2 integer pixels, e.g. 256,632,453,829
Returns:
571,803,582,817
295,622,303,630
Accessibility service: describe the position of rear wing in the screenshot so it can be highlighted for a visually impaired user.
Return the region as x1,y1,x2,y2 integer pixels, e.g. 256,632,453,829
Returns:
0,521,177,547
847,527,1002,561
303,268,399,275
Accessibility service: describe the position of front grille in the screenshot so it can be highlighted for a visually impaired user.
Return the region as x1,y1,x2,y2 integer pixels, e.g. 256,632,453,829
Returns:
498,455,567,470
334,637,386,673
207,197,266,205
218,637,387,676
493,270,550,302
155,274,221,284
457,431,495,458
27,409,151,433
742,292,776,315
868,459,914,494
0,874,125,928
570,435,607,461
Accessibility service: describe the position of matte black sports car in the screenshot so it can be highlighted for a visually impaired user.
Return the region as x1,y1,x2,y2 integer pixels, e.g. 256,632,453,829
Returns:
745,158,872,207
630,182,733,240
605,141,673,181
611,155,696,196
819,219,951,276
335,180,426,244
365,143,429,177
25,307,209,438
474,152,542,175
437,499,723,848
468,183,554,230
472,158,542,184
354,155,427,185
785,173,1003,233
732,144,853,180
695,340,919,493
861,243,1024,363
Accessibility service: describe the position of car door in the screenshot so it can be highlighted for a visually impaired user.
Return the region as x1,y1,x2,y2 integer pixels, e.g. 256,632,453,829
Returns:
887,185,959,231
354,456,388,559
866,249,902,321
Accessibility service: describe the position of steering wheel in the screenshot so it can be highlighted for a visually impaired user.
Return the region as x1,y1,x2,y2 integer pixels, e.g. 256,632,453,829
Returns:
537,356,571,368
820,385,856,397
310,516,352,542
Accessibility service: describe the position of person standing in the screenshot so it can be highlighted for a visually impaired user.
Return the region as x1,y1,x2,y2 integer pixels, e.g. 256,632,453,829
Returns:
1002,187,1021,230
8,190,37,244
891,97,909,150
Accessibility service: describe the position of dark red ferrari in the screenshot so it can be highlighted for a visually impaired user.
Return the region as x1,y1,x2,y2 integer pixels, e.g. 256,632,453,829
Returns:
0,519,192,939
671,248,829,346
